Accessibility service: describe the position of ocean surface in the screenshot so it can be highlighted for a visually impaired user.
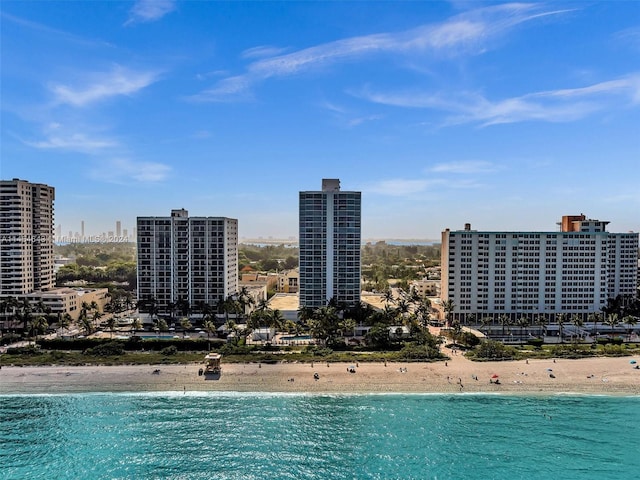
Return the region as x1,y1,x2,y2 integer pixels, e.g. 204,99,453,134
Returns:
1,392,639,480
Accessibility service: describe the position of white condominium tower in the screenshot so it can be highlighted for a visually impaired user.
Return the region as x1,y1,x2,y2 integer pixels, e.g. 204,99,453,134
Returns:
299,179,361,309
137,209,238,312
0,179,55,295
441,215,638,321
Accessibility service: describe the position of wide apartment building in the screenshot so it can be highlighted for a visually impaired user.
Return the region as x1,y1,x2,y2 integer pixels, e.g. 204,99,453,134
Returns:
441,215,638,321
299,179,361,309
0,179,55,296
137,209,238,313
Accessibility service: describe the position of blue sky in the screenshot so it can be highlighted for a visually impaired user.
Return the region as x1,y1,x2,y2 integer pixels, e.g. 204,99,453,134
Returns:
2,1,639,240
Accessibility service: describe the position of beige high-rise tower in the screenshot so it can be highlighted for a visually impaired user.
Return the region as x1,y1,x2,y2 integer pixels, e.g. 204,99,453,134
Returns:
0,179,56,295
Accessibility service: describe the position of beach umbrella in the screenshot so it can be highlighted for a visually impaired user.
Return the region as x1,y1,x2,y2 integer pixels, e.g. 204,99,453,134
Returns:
630,360,637,364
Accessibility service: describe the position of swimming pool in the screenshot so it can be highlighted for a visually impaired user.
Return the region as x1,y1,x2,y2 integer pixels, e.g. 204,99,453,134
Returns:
279,335,313,341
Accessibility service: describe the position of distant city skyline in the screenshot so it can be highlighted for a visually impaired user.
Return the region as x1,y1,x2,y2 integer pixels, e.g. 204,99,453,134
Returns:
2,2,639,239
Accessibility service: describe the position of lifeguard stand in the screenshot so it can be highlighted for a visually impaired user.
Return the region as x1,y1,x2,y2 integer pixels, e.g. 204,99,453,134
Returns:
204,353,222,374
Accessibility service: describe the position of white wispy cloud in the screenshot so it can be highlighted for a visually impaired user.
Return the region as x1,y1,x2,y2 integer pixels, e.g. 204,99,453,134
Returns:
614,26,640,52
192,3,569,102
126,0,176,25
430,160,499,174
192,75,253,102
347,114,384,127
366,176,486,196
90,158,171,184
50,66,159,107
360,74,640,126
241,45,289,59
367,179,435,196
318,100,383,128
1,12,113,48
25,134,115,151
21,122,118,154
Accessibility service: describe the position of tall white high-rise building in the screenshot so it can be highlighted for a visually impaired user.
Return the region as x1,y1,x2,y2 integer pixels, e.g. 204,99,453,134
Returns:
0,179,55,295
136,209,238,312
299,179,361,309
441,215,639,321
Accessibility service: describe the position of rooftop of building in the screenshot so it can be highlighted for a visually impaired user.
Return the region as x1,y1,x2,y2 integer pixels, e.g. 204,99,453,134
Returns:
444,216,636,235
267,293,299,312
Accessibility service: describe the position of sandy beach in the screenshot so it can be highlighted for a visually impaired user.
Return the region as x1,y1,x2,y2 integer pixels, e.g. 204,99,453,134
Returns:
2,354,639,395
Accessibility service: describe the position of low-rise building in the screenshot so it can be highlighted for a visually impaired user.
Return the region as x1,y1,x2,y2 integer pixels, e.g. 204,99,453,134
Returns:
409,279,440,298
0,287,109,331
241,272,278,291
277,268,299,293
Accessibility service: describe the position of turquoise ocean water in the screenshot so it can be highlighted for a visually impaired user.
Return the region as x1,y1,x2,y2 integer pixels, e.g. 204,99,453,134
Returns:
1,392,639,480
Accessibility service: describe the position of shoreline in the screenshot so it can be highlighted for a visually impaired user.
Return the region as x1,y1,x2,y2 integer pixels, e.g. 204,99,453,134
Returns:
1,356,639,396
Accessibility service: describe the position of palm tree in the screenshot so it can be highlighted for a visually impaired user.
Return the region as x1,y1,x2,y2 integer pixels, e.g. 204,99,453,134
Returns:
396,299,410,320
267,309,285,338
0,296,20,333
157,318,169,338
588,312,602,341
201,302,217,330
308,306,339,346
80,316,94,336
237,286,255,319
180,317,193,338
571,314,584,342
176,298,190,318
345,301,374,327
441,299,455,328
139,296,159,323
382,289,395,305
498,314,511,337
623,316,638,341
479,316,491,336
604,313,620,338
534,315,546,339
29,315,48,345
338,318,356,342
92,311,104,332
450,320,463,345
223,319,239,345
517,317,530,342
464,313,476,327
297,305,314,326
130,318,143,334
105,316,117,339
59,313,73,336
414,297,431,322
17,298,33,334
381,304,397,325
167,301,177,324
555,313,566,344
203,320,217,350
221,295,239,324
